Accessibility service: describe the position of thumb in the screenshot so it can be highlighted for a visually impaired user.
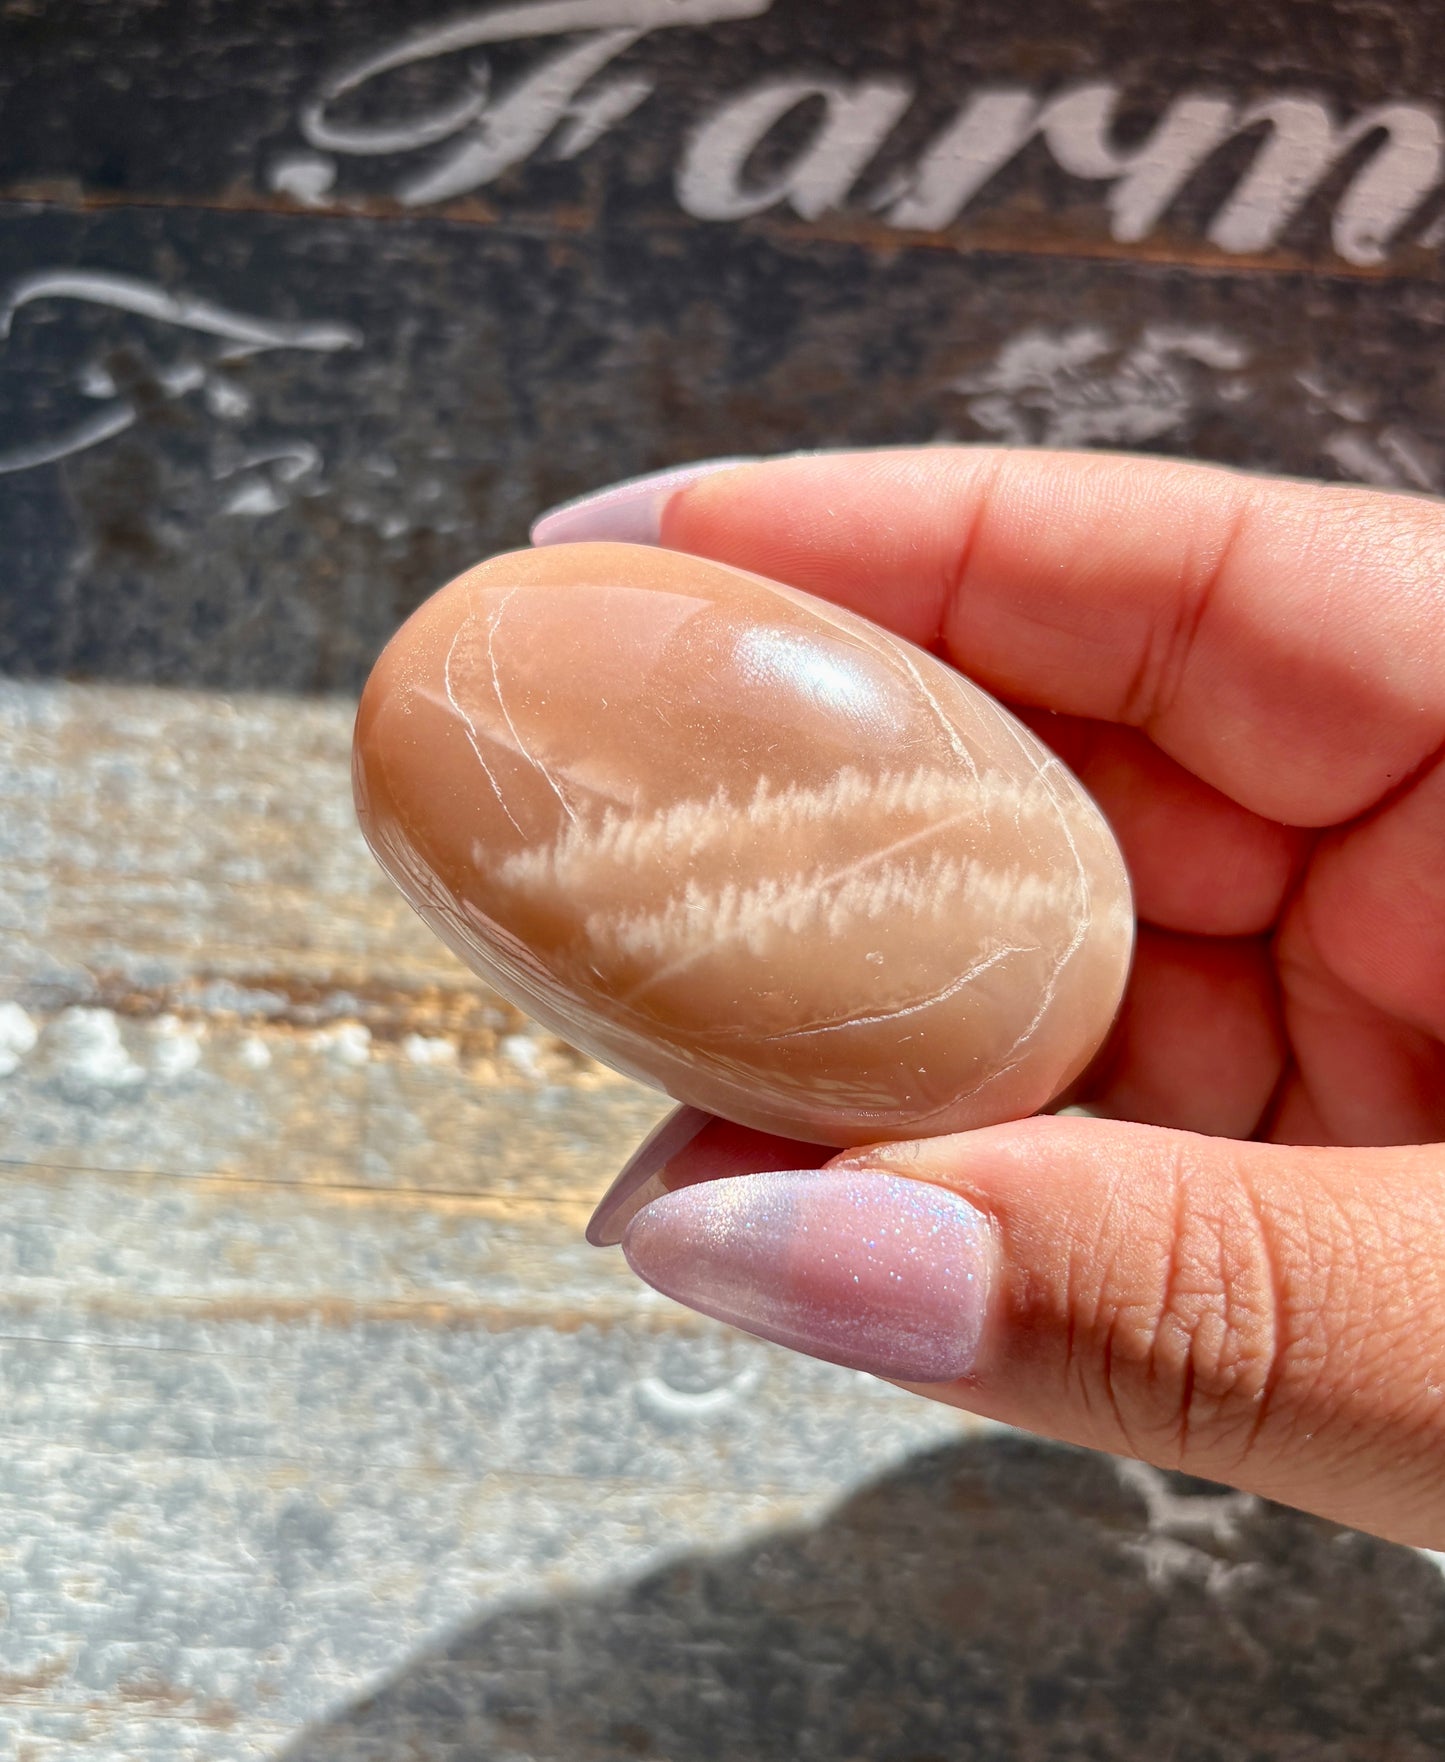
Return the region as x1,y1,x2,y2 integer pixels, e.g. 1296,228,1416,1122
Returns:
616,1114,1445,1547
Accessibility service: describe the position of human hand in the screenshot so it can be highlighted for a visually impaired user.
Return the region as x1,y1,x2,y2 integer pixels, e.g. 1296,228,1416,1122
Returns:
536,448,1445,1548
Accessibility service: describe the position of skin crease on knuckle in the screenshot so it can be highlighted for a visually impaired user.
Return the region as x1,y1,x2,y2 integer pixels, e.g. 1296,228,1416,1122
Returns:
1060,1145,1285,1477
1012,1143,1445,1541
854,1107,1445,1544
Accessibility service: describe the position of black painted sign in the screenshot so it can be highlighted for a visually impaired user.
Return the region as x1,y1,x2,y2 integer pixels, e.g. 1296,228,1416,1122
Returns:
2,0,1442,688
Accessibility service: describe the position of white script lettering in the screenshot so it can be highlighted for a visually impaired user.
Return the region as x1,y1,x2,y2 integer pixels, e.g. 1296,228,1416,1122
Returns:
677,76,912,220
301,0,768,206
293,0,1445,264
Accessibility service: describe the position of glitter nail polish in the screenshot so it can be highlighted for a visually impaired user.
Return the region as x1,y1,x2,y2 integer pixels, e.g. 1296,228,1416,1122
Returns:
621,1167,992,1382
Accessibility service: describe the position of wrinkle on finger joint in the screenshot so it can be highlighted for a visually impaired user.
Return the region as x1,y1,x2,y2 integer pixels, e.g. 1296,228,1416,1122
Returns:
1079,1144,1296,1477
1122,482,1259,736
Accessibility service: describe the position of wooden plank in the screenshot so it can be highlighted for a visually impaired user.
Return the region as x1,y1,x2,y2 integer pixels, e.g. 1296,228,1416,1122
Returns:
0,678,669,1198
0,675,990,1754
4,679,1445,1759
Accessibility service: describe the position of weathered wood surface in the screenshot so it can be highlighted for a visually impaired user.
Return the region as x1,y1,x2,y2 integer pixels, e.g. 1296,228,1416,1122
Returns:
0,677,982,1755
4,679,1445,1760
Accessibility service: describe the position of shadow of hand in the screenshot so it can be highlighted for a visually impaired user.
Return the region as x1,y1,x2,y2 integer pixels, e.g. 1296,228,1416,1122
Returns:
283,1433,1445,1760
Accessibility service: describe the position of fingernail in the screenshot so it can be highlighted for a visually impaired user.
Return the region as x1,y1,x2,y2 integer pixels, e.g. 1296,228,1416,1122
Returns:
621,1168,992,1383
530,458,753,547
587,1108,833,1247
586,1104,713,1247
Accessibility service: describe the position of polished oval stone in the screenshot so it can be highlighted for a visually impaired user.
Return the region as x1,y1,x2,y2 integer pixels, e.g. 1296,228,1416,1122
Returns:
353,542,1133,1144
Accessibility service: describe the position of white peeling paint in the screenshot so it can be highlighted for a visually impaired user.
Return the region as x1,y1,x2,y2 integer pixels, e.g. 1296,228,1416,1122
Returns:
203,377,253,420
1374,425,1441,491
551,73,654,160
678,74,912,221
952,324,1250,450
48,1007,146,1088
0,1001,39,1077
238,1034,273,1071
1298,369,1374,423
268,150,339,205
216,441,323,517
500,1033,546,1079
1117,1458,1258,1545
216,441,322,484
223,479,288,517
1322,427,1441,492
151,1014,203,1081
316,1022,373,1065
77,360,118,399
300,0,764,167
402,1033,459,1066
156,360,207,396
1115,1459,1263,1595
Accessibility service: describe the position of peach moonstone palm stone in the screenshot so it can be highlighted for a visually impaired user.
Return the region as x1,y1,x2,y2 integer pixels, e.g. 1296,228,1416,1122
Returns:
353,541,1133,1145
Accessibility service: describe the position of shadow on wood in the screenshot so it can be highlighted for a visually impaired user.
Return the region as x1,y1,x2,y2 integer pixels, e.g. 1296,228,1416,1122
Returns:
281,1432,1445,1761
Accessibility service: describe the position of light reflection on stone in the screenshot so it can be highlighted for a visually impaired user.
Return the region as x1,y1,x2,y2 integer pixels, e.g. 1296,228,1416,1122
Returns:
354,542,1132,1144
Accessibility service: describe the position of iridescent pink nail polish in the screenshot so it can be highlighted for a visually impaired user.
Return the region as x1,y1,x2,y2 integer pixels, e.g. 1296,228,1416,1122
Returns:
587,1107,833,1247
586,1104,712,1247
621,1168,991,1382
529,458,753,547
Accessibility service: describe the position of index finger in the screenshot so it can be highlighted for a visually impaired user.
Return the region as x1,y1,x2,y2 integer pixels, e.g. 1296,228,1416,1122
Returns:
660,449,1445,827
